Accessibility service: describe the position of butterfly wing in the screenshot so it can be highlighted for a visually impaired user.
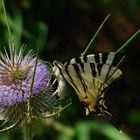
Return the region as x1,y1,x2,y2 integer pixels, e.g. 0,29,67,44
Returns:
67,52,123,84
53,52,124,115
61,62,122,115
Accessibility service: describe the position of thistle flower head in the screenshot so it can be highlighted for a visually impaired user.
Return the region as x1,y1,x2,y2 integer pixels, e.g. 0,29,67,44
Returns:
0,45,55,128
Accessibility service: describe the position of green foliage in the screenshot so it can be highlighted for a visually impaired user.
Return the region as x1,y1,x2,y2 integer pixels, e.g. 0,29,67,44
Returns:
128,111,140,124
56,120,132,140
0,0,48,55
0,134,11,140
75,121,132,140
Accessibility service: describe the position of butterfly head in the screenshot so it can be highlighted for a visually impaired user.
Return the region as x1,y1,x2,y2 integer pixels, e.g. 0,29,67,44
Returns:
53,61,67,98
53,61,63,77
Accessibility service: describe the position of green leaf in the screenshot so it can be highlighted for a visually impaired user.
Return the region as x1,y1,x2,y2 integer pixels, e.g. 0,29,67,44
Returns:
75,121,132,140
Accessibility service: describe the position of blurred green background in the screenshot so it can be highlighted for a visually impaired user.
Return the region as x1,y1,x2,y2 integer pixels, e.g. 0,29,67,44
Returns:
0,0,140,140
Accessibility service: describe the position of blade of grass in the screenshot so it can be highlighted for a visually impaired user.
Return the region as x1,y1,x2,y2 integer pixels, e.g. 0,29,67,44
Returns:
81,13,110,56
27,47,39,118
116,29,140,53
2,0,13,45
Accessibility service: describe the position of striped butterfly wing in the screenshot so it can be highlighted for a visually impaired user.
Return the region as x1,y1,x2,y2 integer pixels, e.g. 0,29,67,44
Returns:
68,52,123,86
61,63,106,115
53,52,124,115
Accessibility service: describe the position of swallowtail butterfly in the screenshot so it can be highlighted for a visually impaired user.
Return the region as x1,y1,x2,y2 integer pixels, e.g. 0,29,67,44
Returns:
53,52,124,115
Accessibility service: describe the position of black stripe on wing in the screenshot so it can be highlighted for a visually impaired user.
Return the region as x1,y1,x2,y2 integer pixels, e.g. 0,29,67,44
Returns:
79,63,85,72
72,64,88,93
103,65,112,83
101,53,108,64
90,63,97,77
75,57,82,63
83,55,88,63
89,63,103,77
97,63,103,76
64,64,80,93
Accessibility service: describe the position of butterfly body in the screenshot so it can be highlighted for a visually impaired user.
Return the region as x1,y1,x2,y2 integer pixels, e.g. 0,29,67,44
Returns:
53,52,124,115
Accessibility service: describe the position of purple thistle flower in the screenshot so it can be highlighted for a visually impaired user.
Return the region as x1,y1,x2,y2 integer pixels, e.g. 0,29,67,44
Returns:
0,45,55,127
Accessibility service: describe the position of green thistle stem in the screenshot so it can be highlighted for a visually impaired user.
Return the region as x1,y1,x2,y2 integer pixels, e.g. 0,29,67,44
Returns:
116,29,140,53
81,14,110,56
23,121,33,140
